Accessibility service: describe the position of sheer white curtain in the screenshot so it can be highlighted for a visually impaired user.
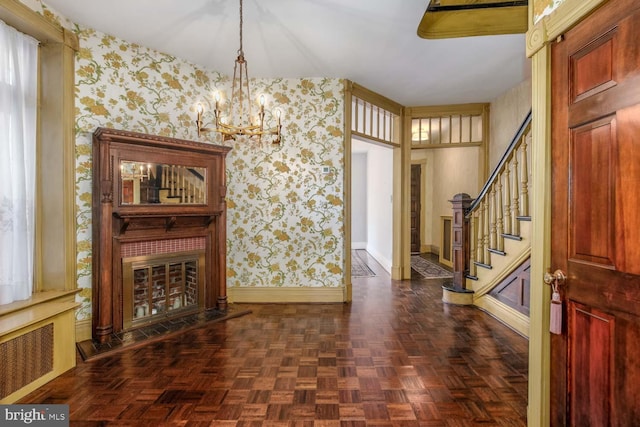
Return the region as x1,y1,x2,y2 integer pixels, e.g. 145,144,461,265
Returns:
0,20,38,305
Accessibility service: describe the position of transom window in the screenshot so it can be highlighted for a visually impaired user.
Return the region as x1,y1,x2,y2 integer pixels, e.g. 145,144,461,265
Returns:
411,113,483,145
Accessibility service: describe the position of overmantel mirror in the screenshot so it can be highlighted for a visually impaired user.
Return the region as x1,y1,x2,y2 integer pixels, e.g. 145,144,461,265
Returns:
119,160,208,205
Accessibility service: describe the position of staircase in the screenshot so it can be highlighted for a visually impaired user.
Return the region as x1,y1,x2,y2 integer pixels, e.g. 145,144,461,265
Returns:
141,165,206,204
448,111,532,337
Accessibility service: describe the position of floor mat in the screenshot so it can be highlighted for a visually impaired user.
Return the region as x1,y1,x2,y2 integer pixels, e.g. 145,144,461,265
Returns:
351,250,376,277
410,255,453,279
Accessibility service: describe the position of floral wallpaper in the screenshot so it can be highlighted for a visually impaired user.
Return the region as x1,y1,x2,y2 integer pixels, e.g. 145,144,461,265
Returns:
30,1,346,321
533,0,566,23
224,79,345,289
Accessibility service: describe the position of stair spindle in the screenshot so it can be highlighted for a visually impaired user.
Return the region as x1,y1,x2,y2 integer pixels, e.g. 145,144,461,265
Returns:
496,177,504,252
171,165,175,197
511,155,520,237
469,213,477,278
503,163,512,236
476,204,485,265
490,186,498,250
162,165,167,189
180,167,185,203
483,200,491,266
520,135,529,217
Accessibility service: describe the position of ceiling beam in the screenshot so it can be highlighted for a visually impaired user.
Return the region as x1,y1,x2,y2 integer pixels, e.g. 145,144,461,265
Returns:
417,0,528,39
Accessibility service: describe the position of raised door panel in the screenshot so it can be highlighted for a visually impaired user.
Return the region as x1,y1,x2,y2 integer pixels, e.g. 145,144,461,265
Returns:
571,31,616,103
569,302,614,426
614,104,640,275
569,117,616,267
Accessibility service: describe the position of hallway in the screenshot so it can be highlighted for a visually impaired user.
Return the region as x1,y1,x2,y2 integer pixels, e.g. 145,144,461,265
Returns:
21,255,528,425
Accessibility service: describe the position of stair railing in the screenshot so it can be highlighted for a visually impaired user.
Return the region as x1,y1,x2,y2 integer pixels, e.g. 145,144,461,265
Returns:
451,110,532,289
160,165,207,204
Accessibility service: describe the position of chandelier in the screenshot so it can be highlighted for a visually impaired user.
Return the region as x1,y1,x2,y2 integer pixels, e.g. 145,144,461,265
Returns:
120,162,151,181
195,0,282,144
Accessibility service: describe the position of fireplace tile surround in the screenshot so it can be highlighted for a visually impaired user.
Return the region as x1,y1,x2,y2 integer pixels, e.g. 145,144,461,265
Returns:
120,237,206,258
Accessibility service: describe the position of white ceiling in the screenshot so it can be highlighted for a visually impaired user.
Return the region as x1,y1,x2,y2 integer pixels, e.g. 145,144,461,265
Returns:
42,0,529,106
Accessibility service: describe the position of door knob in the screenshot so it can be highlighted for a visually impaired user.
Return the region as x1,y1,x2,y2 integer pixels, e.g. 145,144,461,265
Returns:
544,269,566,286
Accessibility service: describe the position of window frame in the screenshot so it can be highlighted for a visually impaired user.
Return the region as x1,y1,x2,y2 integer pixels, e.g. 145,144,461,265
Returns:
406,103,490,149
0,0,78,296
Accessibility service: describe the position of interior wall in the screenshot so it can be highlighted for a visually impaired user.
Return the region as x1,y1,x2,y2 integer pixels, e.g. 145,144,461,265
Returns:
489,77,532,171
431,147,482,254
366,142,393,272
351,152,367,248
409,146,480,255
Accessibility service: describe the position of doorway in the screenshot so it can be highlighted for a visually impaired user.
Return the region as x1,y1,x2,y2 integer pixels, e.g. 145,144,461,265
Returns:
351,137,394,273
410,164,421,254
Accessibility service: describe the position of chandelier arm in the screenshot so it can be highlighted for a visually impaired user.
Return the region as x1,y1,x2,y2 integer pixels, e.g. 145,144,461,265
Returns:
244,57,252,125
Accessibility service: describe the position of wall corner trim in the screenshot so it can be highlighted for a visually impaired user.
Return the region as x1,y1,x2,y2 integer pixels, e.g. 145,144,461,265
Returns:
527,0,607,57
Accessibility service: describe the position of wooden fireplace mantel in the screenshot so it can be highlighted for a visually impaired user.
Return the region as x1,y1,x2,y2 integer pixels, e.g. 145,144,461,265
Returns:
91,128,231,343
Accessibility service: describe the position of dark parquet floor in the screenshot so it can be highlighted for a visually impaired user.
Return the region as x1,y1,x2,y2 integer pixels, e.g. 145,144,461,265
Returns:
20,253,528,426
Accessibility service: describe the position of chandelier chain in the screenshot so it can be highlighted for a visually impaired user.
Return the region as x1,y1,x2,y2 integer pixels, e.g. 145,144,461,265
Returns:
238,0,244,56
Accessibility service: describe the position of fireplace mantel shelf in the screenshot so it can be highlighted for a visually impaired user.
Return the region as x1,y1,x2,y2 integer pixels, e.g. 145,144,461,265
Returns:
113,212,218,234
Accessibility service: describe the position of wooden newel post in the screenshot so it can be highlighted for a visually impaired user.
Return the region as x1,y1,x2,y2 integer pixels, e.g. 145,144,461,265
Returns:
450,193,473,291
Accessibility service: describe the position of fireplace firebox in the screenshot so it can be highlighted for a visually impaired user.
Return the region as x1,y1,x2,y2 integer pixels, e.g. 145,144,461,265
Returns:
122,251,205,329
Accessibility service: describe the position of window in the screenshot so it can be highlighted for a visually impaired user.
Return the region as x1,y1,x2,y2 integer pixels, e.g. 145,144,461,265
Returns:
0,19,38,305
411,113,483,145
407,103,489,149
351,97,399,145
0,1,78,305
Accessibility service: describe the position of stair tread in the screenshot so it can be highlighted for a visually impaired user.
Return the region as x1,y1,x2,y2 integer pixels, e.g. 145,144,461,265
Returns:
488,248,507,256
474,261,493,270
502,233,522,241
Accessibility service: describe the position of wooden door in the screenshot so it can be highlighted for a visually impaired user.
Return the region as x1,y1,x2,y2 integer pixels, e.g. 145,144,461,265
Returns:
551,0,640,424
410,164,421,253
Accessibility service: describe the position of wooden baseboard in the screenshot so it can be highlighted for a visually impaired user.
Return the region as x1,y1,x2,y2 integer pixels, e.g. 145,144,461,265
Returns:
442,287,474,305
474,295,530,338
228,286,345,304
421,244,438,255
75,318,92,342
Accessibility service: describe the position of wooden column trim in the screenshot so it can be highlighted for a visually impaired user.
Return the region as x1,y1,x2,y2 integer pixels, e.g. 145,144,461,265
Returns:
526,1,609,424
450,193,474,290
526,0,607,57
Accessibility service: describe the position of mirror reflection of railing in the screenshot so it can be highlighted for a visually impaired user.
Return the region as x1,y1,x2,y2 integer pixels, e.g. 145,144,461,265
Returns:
120,161,207,205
